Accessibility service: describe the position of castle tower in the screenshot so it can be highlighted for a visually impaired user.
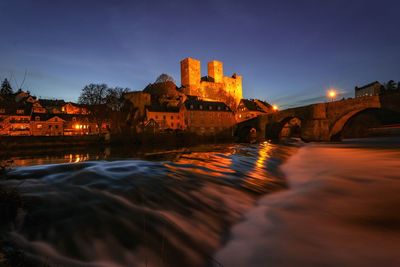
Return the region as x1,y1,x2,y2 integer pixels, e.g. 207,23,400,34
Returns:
180,58,200,93
208,60,223,83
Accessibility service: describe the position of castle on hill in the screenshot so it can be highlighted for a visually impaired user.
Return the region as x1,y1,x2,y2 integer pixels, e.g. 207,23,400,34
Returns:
124,57,273,135
180,57,242,110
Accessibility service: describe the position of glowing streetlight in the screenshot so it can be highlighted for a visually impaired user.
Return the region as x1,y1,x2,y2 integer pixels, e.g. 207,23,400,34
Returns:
328,89,337,102
272,105,278,111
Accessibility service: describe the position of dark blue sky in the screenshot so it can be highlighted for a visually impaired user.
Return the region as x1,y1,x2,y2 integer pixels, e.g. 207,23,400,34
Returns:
1,0,399,108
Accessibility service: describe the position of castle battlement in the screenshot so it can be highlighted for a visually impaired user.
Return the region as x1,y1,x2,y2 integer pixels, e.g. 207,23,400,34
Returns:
180,57,243,110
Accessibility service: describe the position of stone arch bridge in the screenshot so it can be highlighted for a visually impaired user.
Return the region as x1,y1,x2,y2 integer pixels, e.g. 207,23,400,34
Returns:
235,93,400,142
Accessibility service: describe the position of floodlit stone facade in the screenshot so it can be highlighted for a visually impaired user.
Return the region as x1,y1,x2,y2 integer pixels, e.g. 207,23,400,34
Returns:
180,57,243,110
184,97,235,135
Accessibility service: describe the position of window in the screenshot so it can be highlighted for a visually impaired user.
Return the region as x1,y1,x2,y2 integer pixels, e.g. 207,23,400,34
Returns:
163,115,166,120
55,125,59,129
48,125,52,129
72,117,76,122
218,106,221,110
17,109,24,114
171,115,174,119
0,108,5,114
190,105,194,109
54,118,58,122
35,116,40,121
199,105,203,110
155,115,158,119
209,106,212,110
37,124,42,129
171,123,174,127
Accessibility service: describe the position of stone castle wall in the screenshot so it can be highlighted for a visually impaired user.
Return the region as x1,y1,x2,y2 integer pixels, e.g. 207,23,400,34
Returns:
180,58,243,110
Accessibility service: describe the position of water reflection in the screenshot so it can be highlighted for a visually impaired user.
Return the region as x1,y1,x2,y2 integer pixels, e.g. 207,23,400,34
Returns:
1,143,293,267
66,153,90,163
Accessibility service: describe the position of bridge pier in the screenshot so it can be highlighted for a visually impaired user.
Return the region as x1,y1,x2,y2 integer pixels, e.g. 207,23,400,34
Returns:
301,119,330,141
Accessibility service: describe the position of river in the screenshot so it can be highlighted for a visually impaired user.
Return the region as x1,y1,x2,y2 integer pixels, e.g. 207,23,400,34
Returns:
1,138,399,267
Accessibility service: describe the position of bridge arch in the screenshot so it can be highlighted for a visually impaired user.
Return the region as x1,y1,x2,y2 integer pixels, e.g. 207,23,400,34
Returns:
329,107,400,141
265,116,303,140
234,117,260,142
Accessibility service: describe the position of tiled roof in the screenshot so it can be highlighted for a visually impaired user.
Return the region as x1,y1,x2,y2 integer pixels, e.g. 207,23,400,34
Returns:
31,113,65,121
39,99,66,107
57,113,95,122
146,101,181,112
240,99,271,112
184,98,232,112
0,100,32,115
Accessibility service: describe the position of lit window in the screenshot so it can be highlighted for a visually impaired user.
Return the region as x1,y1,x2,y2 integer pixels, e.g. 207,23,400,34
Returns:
218,106,221,110
17,109,24,114
37,124,42,129
209,106,212,110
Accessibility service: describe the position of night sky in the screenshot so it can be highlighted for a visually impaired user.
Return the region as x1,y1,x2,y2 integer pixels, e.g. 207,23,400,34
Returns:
1,0,399,108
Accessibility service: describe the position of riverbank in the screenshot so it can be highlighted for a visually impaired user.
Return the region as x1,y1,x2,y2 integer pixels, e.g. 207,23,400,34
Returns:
0,132,235,154
216,137,400,267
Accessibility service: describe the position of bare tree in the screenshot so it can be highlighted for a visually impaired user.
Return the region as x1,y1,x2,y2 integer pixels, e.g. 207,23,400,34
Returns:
78,83,109,133
106,87,130,133
106,87,129,111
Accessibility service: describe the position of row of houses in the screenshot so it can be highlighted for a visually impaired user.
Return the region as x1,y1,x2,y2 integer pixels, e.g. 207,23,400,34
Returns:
0,91,104,136
125,90,273,135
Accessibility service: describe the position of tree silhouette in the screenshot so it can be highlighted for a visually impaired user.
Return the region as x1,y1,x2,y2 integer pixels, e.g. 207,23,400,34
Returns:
106,87,130,133
386,80,396,90
78,83,109,133
0,79,13,95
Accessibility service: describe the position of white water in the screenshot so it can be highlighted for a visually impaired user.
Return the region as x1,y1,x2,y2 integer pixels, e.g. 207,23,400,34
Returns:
216,139,400,267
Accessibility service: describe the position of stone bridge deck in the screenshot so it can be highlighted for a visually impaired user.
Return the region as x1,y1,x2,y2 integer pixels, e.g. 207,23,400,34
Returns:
236,93,400,142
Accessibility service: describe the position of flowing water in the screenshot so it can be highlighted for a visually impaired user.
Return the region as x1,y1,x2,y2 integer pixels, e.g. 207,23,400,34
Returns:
1,138,400,267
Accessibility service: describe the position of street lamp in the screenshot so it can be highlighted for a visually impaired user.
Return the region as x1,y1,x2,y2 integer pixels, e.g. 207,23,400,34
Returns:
328,89,336,102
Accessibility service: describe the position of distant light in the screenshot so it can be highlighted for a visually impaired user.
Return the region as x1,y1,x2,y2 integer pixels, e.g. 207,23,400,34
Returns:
328,89,337,101
272,105,278,111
